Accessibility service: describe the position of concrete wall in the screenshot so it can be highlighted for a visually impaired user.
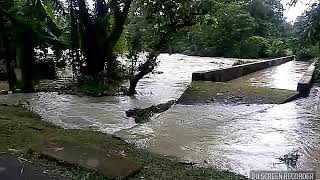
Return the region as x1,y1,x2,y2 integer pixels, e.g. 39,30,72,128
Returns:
297,62,315,97
192,56,295,82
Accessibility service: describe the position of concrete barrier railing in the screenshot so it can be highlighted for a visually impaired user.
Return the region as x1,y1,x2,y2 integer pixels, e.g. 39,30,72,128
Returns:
297,62,315,96
192,56,295,82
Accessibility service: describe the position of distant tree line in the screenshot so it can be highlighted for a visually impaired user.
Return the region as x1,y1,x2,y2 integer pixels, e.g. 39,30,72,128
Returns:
163,0,293,59
290,2,320,61
289,0,320,81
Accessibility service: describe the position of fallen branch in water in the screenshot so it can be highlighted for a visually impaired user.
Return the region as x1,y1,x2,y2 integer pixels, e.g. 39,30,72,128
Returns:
126,100,175,123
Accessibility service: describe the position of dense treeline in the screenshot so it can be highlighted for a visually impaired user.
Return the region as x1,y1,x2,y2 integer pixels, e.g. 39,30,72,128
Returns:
290,0,320,81
166,0,293,58
291,2,320,61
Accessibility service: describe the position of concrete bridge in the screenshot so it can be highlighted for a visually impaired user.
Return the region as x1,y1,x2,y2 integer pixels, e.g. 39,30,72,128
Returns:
179,56,315,104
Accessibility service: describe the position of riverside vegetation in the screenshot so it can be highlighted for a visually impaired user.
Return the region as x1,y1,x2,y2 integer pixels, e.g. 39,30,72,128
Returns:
1,0,320,178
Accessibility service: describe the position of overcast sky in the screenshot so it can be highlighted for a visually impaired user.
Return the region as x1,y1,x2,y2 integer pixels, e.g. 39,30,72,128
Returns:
282,0,317,22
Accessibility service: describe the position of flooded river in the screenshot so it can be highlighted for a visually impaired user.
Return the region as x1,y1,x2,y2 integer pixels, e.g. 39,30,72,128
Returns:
0,54,318,177
230,61,311,90
0,54,236,132
117,91,320,175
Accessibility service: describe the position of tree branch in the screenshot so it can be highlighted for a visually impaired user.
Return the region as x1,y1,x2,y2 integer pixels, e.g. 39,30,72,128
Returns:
95,0,107,19
76,0,92,29
109,0,132,48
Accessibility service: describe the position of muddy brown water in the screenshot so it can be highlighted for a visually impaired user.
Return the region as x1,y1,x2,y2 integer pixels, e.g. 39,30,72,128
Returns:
0,54,317,177
117,93,320,175
0,54,236,132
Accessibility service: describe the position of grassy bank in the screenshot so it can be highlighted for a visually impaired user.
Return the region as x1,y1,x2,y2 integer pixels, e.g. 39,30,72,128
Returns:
0,105,245,179
178,82,299,104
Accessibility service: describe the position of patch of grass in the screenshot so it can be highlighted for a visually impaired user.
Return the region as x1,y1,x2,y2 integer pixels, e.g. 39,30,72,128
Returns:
178,82,299,104
0,105,246,180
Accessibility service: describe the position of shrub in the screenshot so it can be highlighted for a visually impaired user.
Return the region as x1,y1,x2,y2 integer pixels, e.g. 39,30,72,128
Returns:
240,36,270,58
269,39,289,58
78,73,121,97
313,58,320,82
79,76,113,97
295,47,320,61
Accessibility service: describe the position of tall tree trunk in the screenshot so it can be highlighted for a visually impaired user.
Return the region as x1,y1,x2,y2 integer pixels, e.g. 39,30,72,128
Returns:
128,75,140,95
5,59,16,91
128,52,159,95
0,23,16,91
16,31,35,92
128,36,166,95
74,0,132,79
76,0,105,78
106,44,116,75
80,25,105,77
85,43,105,77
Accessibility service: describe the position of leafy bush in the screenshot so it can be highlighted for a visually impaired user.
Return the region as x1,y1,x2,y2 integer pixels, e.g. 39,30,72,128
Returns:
269,39,289,58
296,49,314,61
240,36,270,58
313,58,320,82
79,68,125,97
79,76,115,96
295,47,320,61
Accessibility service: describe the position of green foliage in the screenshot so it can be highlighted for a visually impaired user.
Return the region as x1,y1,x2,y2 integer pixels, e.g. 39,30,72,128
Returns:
0,0,66,92
78,63,128,96
302,3,320,46
0,0,298,95
292,3,320,62
125,0,200,94
296,47,320,61
240,36,270,58
291,2,320,82
314,58,320,82
167,0,290,58
269,38,289,57
78,76,116,97
114,34,128,55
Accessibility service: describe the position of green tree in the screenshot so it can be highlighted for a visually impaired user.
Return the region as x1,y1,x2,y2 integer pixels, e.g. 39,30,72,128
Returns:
68,0,132,80
291,3,320,60
240,36,270,58
212,3,257,57
126,0,197,95
168,0,289,58
0,0,64,92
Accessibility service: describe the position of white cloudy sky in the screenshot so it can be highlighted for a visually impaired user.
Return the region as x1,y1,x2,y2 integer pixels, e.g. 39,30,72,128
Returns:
282,0,317,22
